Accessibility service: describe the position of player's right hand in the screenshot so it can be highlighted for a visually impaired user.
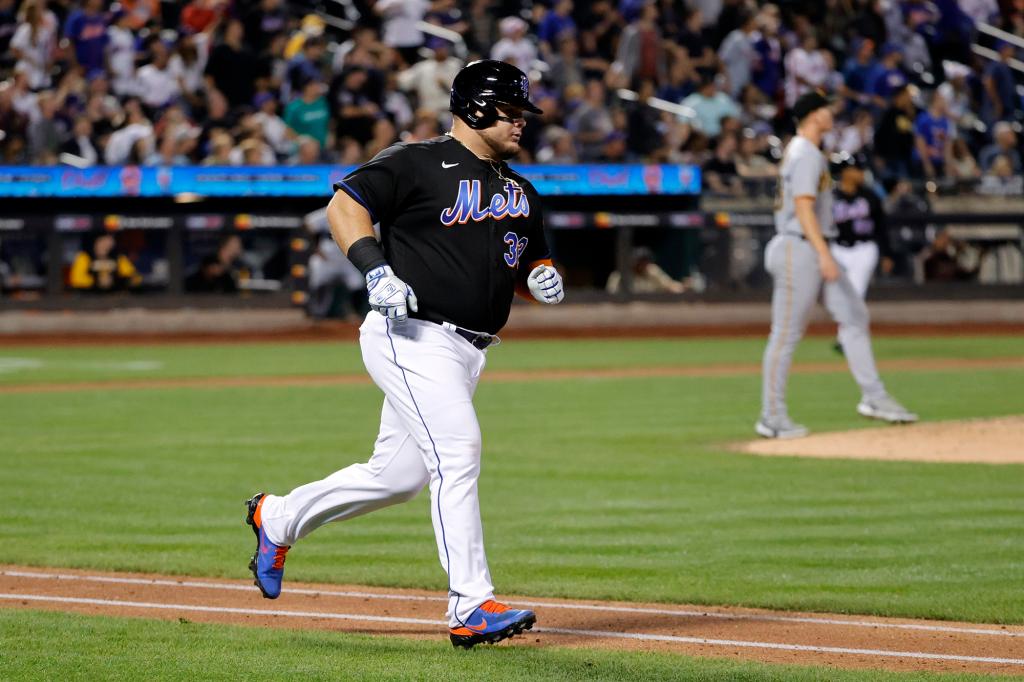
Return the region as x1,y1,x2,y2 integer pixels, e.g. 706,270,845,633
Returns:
366,265,418,321
819,252,840,282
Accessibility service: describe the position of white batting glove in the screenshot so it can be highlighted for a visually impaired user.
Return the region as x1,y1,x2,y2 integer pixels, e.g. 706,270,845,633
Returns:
526,264,564,304
366,265,418,321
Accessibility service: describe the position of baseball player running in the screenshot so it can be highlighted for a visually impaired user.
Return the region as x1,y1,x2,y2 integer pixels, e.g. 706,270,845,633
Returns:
244,60,564,648
758,90,917,439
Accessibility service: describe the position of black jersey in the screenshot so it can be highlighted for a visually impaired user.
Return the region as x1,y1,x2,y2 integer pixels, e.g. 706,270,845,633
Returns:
334,136,551,335
832,185,891,256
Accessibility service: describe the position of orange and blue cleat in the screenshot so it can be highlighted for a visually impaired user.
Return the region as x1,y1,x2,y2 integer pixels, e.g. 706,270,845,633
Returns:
245,493,290,599
449,600,536,649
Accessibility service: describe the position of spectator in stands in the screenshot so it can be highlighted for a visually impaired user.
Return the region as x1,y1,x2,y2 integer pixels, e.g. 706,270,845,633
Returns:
104,97,153,164
751,4,783,100
948,137,981,181
937,61,976,131
869,43,908,110
613,1,665,88
283,76,328,150
718,8,756,98
537,0,576,57
841,37,879,108
331,65,381,146
657,53,698,103
106,7,137,96
981,41,1018,125
702,133,743,195
874,84,917,181
736,129,776,179
979,122,1022,174
27,89,65,164
681,73,740,138
201,130,233,165
136,37,181,111
783,31,828,107
375,0,428,67
536,126,578,163
287,134,320,164
242,0,286,54
978,154,1024,196
547,32,585,96
64,0,108,77
913,91,954,179
566,79,615,161
10,0,56,90
205,19,257,109
60,116,98,166
490,16,536,74
285,34,326,101
835,107,874,155
396,37,462,118
69,233,141,292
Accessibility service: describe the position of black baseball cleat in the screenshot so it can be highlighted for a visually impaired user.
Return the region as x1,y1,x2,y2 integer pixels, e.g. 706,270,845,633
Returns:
449,600,536,649
245,493,290,599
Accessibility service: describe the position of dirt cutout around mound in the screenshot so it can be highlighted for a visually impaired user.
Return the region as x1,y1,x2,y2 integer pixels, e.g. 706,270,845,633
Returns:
2,566,1023,676
740,416,1024,464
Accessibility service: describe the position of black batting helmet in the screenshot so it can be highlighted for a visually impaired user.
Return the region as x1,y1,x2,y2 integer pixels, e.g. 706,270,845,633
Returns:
450,60,543,129
830,151,868,176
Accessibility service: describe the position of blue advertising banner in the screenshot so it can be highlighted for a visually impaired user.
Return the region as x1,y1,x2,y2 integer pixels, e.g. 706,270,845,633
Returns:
0,164,700,198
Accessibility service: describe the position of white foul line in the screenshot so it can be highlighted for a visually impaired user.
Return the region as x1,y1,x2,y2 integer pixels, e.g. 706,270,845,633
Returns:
3,569,1021,639
2,593,1023,667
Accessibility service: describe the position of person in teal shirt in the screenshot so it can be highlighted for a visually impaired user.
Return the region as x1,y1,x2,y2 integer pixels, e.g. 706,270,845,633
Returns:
284,77,330,150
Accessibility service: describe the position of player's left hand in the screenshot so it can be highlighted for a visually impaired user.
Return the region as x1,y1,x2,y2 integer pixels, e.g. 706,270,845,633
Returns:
366,265,419,320
527,264,564,304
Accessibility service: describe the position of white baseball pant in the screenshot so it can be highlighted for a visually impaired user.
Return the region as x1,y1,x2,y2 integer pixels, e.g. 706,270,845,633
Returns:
830,240,879,299
258,311,495,627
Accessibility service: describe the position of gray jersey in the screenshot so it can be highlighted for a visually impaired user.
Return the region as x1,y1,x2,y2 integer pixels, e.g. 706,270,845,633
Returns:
774,136,836,238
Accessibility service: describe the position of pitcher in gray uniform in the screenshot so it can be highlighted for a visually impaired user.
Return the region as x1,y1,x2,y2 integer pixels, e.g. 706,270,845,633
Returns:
757,90,917,438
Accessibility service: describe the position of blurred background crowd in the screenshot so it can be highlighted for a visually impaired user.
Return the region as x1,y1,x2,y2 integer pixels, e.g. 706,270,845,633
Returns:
0,0,1021,196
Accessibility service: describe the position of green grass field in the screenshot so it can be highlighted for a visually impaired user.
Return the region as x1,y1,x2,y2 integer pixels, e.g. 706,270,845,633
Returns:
2,335,1022,680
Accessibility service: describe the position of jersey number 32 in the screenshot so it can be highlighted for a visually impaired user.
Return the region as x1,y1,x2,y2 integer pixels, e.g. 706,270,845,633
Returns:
503,231,529,268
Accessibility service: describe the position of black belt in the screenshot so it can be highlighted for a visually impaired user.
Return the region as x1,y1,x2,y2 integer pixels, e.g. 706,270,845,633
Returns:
428,319,497,349
453,326,496,350
796,234,836,243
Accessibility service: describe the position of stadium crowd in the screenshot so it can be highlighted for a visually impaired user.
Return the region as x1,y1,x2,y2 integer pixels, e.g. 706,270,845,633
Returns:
0,0,1021,196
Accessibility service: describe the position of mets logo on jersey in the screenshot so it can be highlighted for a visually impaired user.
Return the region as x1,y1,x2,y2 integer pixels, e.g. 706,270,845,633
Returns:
440,180,531,226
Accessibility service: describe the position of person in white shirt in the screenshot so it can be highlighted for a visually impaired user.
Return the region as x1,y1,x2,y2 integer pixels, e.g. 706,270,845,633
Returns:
107,9,138,96
375,0,428,64
136,39,180,109
396,38,463,117
490,17,537,74
784,32,828,107
104,98,154,164
10,0,57,90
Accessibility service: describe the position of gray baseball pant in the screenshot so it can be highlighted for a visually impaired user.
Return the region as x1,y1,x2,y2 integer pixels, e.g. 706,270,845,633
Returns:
761,234,887,421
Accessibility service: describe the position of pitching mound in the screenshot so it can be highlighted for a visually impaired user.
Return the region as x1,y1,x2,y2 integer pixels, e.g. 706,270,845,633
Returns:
739,416,1024,464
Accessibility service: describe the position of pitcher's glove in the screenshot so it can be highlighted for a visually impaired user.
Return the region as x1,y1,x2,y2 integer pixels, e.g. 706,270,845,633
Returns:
366,265,418,321
526,264,564,304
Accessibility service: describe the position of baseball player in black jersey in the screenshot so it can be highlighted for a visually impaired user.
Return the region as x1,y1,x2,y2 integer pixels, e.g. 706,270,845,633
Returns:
830,151,894,300
244,60,563,649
